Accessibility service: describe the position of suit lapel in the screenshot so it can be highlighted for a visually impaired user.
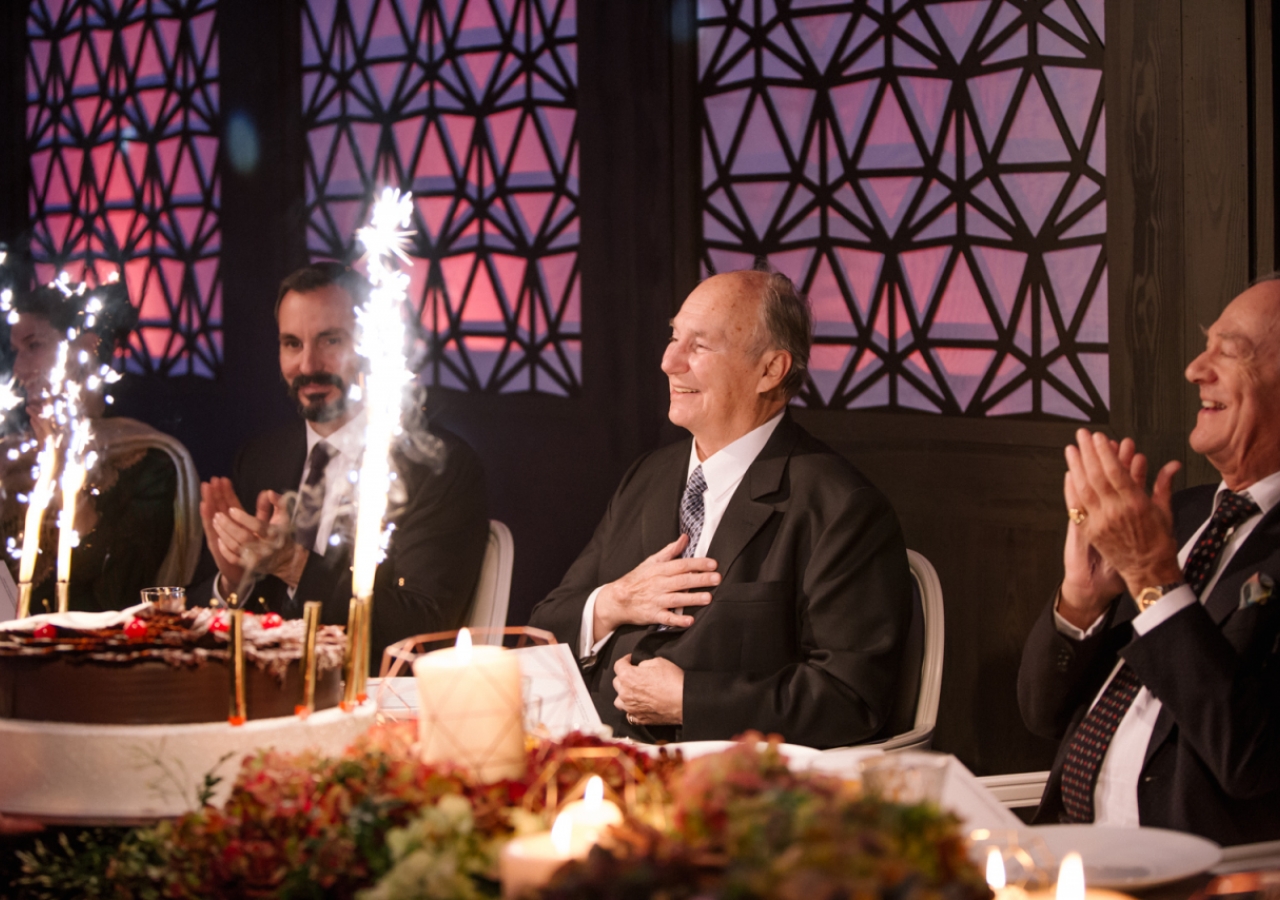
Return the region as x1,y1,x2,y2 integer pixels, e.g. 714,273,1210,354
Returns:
1144,707,1175,768
689,416,797,623
276,424,308,492
1141,492,1280,767
1203,504,1280,623
641,440,689,553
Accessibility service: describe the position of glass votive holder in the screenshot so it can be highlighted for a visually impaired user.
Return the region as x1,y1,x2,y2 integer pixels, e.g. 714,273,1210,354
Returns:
860,751,950,804
140,586,186,613
969,828,1056,890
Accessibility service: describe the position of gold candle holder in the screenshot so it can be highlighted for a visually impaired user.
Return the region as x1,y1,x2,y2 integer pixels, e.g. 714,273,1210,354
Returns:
55,581,69,615
15,583,33,620
228,608,247,726
355,595,372,702
296,600,322,717
342,595,360,710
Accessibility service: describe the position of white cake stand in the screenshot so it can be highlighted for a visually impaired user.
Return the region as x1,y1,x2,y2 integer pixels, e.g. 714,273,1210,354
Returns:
0,702,377,823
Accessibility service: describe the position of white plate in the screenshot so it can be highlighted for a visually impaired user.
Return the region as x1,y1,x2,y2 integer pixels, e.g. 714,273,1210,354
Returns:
1029,824,1222,889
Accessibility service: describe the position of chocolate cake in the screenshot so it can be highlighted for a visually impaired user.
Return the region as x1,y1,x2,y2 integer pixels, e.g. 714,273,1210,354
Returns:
0,605,347,724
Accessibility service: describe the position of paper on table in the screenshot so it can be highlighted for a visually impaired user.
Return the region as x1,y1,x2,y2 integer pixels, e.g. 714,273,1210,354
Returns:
372,643,604,739
807,750,1021,833
513,642,605,737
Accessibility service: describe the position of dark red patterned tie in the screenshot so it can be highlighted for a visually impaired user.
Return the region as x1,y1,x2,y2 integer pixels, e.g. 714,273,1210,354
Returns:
1058,489,1261,822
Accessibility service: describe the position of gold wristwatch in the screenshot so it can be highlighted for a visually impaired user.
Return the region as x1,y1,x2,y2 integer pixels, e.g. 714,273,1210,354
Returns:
1134,581,1183,612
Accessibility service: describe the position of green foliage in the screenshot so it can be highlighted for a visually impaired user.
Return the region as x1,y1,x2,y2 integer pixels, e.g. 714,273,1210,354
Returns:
357,795,504,900
10,827,168,900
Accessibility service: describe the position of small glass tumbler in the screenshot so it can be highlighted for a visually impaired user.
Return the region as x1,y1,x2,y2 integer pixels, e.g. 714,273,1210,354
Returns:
140,586,186,613
860,751,950,804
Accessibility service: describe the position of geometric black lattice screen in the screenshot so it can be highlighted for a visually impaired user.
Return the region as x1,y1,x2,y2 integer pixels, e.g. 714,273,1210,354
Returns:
27,0,222,377
303,0,580,395
700,0,1106,418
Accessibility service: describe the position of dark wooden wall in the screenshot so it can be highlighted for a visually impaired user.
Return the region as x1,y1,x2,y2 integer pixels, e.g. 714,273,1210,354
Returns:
0,0,1273,777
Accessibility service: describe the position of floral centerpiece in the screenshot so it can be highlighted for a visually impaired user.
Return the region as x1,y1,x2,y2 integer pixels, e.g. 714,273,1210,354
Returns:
10,728,987,900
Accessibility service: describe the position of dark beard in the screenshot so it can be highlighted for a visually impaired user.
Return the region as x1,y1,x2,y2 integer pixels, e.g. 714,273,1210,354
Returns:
288,373,348,422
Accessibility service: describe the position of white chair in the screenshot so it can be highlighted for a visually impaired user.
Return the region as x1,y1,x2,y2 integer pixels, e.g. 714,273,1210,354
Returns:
867,549,946,750
467,520,514,645
976,771,1050,809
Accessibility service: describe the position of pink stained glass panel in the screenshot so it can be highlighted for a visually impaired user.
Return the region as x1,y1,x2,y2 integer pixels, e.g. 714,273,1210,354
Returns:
700,0,1106,418
27,0,222,376
303,0,579,394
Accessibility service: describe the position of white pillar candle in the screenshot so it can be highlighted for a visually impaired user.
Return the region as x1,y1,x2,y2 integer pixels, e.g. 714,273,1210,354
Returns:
500,815,574,900
413,628,525,782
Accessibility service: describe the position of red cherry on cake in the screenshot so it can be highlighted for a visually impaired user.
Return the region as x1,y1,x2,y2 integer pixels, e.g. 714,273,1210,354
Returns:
210,613,229,633
33,623,56,639
261,612,283,629
124,618,148,640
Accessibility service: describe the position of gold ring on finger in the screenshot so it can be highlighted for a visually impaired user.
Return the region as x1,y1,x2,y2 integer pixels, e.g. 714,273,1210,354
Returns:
1068,507,1086,526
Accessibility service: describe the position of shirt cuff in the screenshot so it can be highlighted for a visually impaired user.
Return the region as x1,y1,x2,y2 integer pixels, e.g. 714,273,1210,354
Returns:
578,587,615,660
1131,583,1197,635
1053,590,1108,639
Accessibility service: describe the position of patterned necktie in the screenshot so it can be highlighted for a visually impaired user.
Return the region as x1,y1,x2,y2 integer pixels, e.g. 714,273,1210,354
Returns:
1059,489,1261,822
679,465,707,558
652,466,708,634
294,441,334,554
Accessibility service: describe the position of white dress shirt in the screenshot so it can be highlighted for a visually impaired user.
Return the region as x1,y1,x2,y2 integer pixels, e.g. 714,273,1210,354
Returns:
577,410,785,658
212,410,366,603
1055,469,1280,824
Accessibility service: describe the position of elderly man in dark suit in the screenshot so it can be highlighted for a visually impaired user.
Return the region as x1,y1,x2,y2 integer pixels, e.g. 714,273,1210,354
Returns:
1019,277,1280,845
529,269,911,747
194,263,489,670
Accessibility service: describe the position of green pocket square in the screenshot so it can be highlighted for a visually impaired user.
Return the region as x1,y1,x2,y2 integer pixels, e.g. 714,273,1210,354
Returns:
1240,572,1274,609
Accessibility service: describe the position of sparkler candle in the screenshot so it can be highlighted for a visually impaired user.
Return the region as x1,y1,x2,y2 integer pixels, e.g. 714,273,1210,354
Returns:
17,335,70,618
54,380,92,614
297,600,323,717
343,187,418,705
228,608,247,726
15,436,58,619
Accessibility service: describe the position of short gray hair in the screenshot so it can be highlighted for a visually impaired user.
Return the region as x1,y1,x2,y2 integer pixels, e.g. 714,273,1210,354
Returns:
755,270,812,398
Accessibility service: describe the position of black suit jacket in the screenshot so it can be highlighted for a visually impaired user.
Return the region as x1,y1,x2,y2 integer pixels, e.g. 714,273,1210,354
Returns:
528,413,912,748
1019,484,1280,845
192,422,489,672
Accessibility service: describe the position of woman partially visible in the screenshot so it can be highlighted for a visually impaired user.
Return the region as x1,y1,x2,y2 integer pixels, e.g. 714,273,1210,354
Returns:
0,283,199,613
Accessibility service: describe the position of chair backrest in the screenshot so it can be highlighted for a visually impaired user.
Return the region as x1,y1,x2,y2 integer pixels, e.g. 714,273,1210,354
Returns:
872,549,945,750
91,417,202,587
468,520,514,645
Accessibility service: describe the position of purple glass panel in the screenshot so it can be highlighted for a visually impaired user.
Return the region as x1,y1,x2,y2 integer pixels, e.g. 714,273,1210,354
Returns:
304,0,579,395
700,0,1106,418
27,0,222,376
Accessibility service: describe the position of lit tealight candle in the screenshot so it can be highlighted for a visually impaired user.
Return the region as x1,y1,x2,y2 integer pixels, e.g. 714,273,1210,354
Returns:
499,814,575,900
987,848,1029,900
557,776,624,856
1029,851,1137,900
413,628,525,782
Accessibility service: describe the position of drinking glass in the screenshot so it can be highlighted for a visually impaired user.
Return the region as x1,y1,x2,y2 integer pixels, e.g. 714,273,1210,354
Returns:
140,586,186,612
